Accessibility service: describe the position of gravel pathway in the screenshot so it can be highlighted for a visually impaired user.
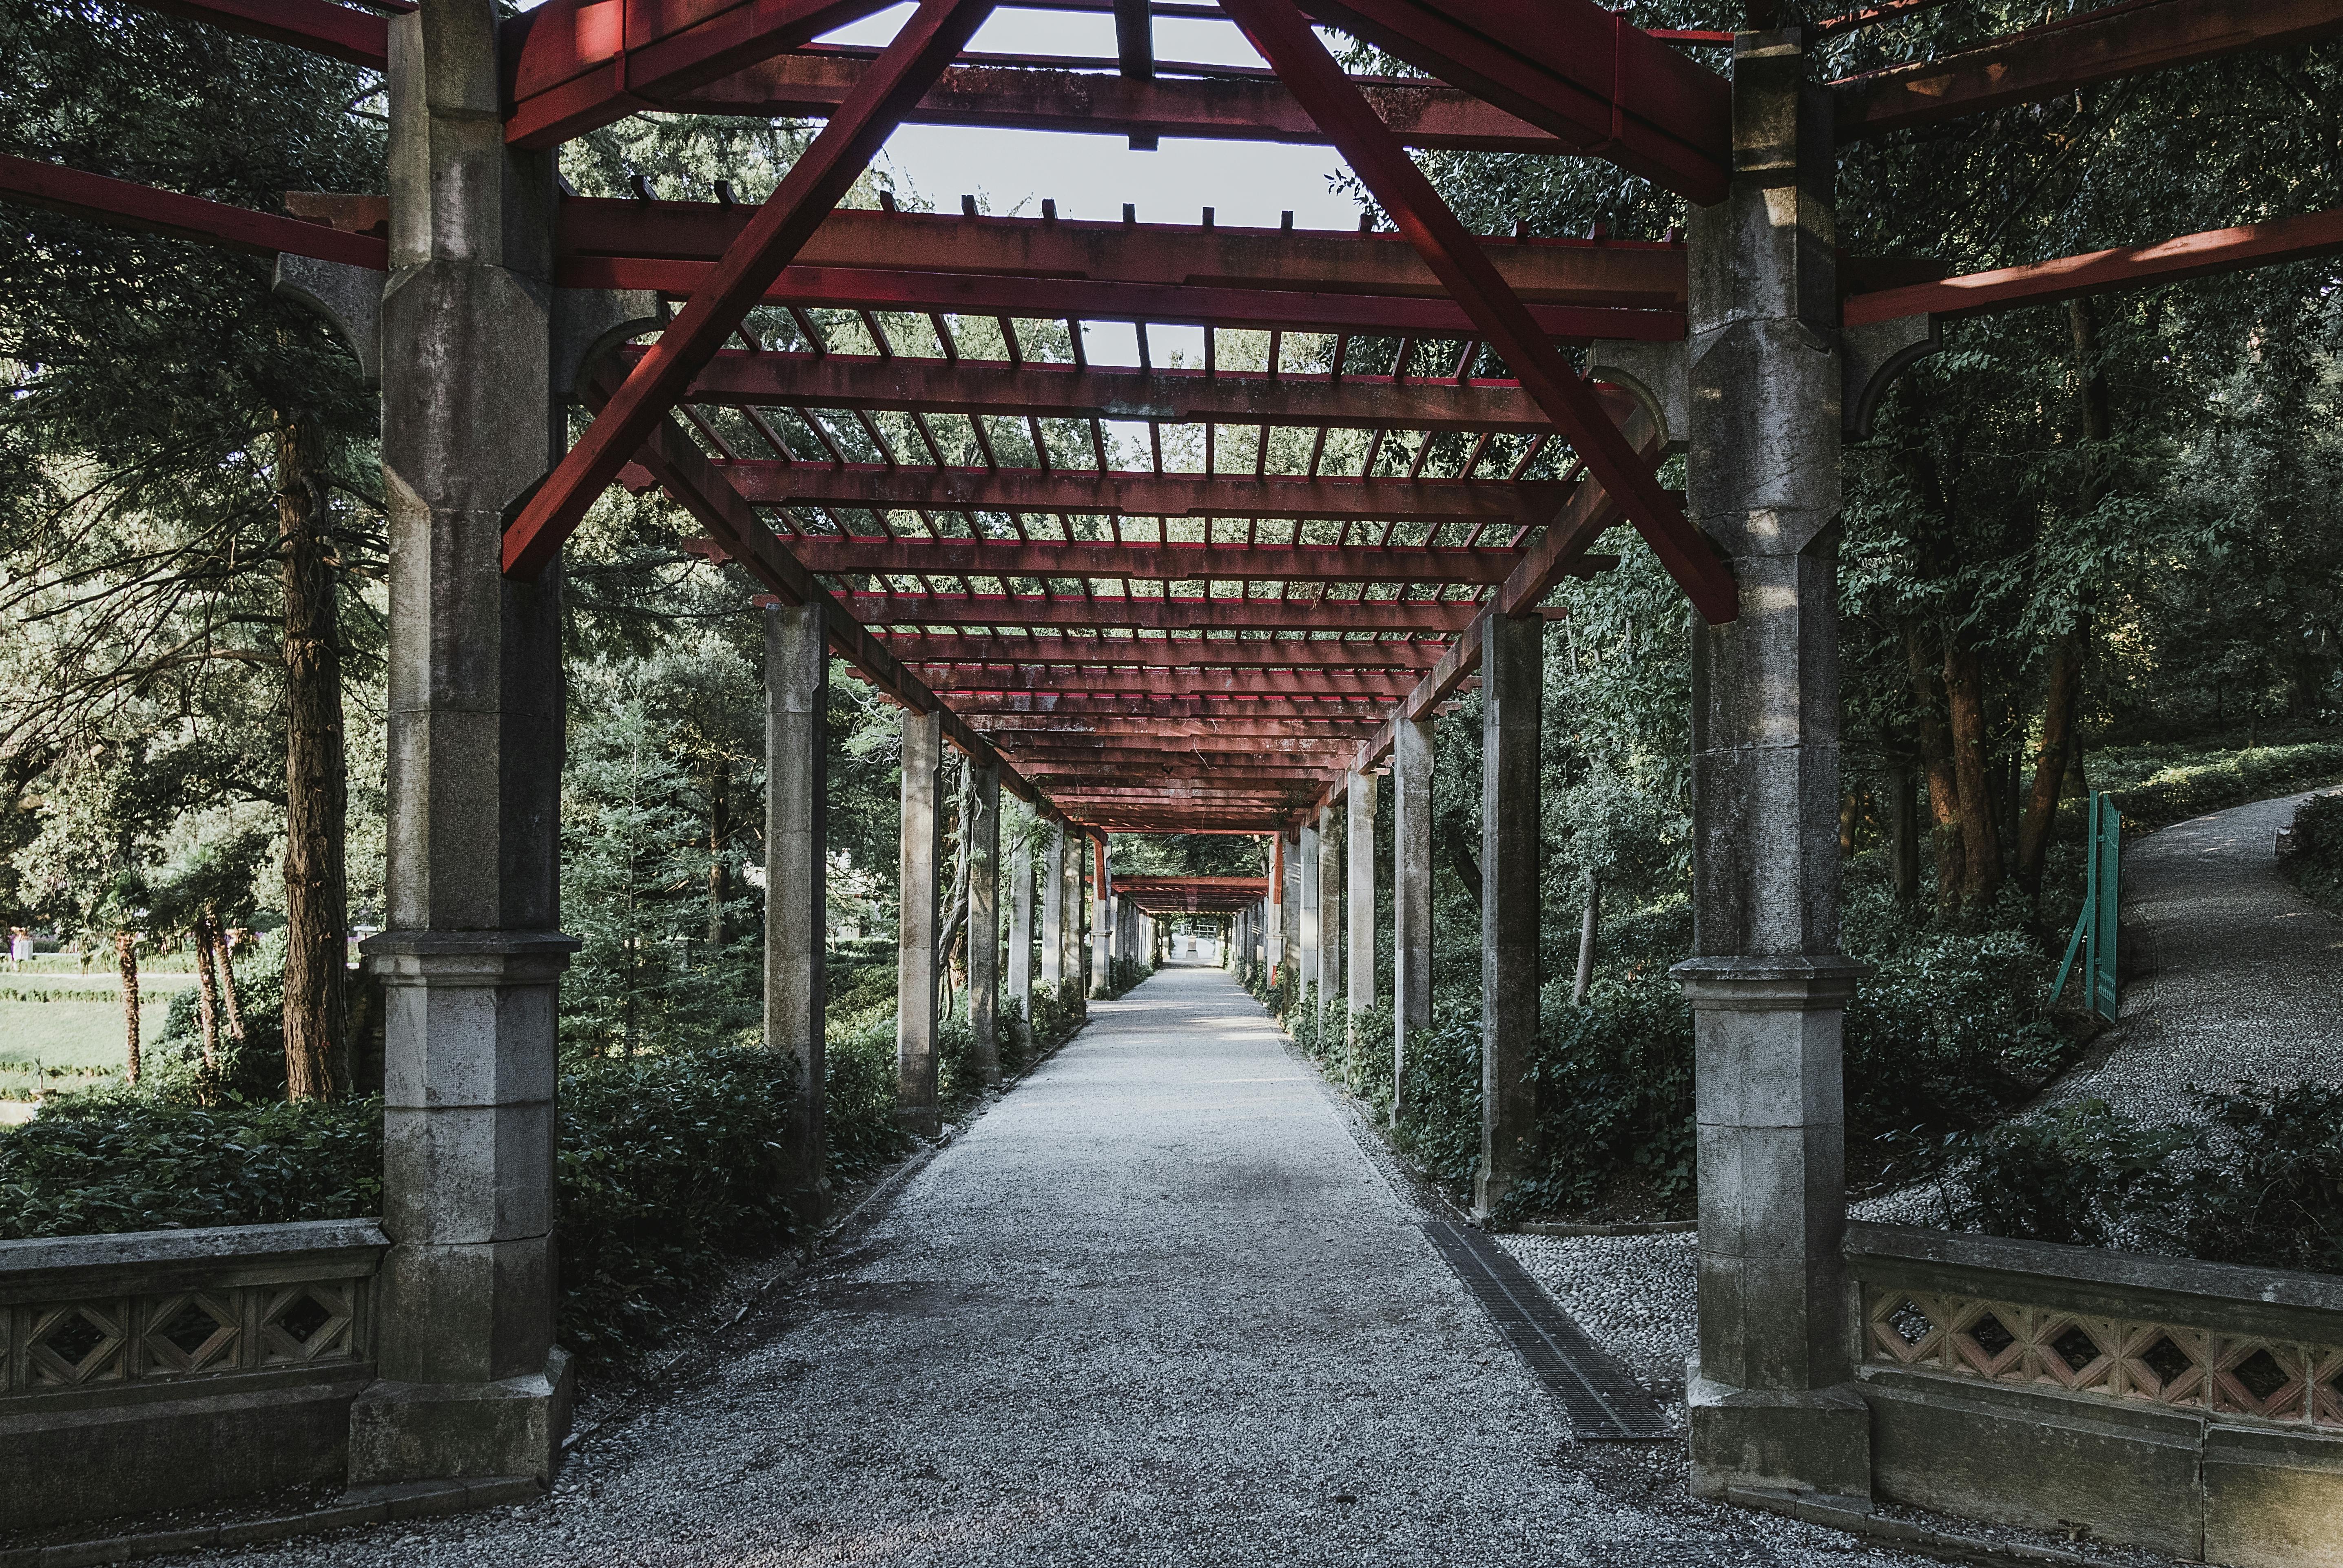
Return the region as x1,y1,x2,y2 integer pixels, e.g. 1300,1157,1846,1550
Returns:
187,962,1927,1568
2047,787,2343,1121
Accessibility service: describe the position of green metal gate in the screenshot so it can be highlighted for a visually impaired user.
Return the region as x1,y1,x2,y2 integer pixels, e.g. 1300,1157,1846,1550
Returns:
2051,790,2121,1021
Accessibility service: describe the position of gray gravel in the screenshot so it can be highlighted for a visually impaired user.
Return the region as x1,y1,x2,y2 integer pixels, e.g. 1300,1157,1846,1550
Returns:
2048,787,2343,1121
1498,1230,1698,1428
183,962,1932,1568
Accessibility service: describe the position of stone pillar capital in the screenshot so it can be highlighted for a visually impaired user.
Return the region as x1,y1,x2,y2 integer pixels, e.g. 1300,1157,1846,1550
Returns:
1670,956,1864,1011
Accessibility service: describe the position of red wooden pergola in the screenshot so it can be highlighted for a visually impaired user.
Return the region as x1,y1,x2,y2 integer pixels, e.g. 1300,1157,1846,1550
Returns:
6,0,2339,843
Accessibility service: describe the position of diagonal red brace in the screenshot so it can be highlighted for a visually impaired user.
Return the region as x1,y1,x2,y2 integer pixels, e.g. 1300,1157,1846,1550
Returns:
1220,0,1737,626
500,0,997,580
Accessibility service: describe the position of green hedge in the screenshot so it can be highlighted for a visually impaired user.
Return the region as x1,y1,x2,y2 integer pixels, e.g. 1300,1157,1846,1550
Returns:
1953,1087,2343,1275
2282,790,2343,918
0,1094,382,1238
2106,741,2343,833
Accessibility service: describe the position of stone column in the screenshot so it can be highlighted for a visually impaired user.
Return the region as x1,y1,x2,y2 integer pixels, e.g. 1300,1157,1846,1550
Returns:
1090,838,1112,999
764,602,829,1219
1039,823,1065,991
1672,27,1868,1502
1391,718,1433,1126
1279,831,1301,980
1317,802,1340,1039
354,0,573,1485
1061,829,1086,993
1346,771,1377,1054
1476,612,1543,1221
896,710,943,1137
1297,820,1320,1009
968,763,1000,1087
1266,835,1285,974
1008,829,1034,1046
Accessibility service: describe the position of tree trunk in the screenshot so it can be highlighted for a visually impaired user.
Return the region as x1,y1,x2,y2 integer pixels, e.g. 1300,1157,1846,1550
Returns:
1889,758,1920,904
707,761,732,947
209,909,248,1043
192,917,221,1074
1839,790,1862,856
1904,623,1964,909
278,415,348,1100
2017,632,2084,895
1571,877,1599,1007
116,931,141,1086
1440,818,1483,911
1943,635,2004,905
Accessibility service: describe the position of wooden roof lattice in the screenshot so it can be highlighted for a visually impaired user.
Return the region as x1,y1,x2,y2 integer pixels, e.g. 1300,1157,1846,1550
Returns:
8,0,2341,837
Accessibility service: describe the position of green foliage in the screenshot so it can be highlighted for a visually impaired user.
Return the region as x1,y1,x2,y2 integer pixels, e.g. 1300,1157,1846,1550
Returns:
823,1019,915,1185
560,693,761,1059
0,1092,382,1240
554,1048,808,1360
1391,1007,1483,1196
1953,1086,2343,1276
2107,743,2343,833
148,929,287,1099
2282,792,2343,918
1022,980,1087,1058
1098,955,1152,1001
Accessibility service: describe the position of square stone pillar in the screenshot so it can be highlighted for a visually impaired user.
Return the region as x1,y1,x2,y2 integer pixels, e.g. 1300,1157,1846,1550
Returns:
1391,718,1433,1125
764,602,830,1219
1090,838,1112,999
353,0,573,1486
1476,611,1543,1222
1007,830,1034,1047
968,763,1000,1087
1266,835,1285,974
1297,820,1320,1009
1060,827,1086,993
1672,27,1870,1502
896,710,943,1137
1039,823,1065,990
1280,830,1301,980
1317,803,1340,1039
1346,771,1377,1060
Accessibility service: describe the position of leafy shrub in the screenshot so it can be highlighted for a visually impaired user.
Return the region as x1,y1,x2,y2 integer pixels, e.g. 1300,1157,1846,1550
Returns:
0,1092,382,1239
556,1048,810,1358
1025,980,1086,1056
1511,976,1696,1219
1347,998,1397,1117
2108,741,2343,833
2281,791,2343,918
824,1015,913,1184
1952,1085,2343,1275
1391,1006,1483,1194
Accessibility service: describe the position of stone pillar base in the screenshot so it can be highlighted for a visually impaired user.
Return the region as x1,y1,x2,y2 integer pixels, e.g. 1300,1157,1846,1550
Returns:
347,1347,574,1486
896,1107,942,1139
1687,1357,1872,1501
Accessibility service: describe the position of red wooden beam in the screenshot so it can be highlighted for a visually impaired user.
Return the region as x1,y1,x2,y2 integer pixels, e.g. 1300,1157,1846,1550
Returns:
1299,0,1729,202
572,258,1681,340
0,154,386,269
957,694,1403,719
910,665,1422,698
842,593,1482,633
1843,205,2343,326
874,634,1452,670
503,0,995,579
719,464,1573,525
566,199,1687,310
1834,0,2343,140
674,349,1576,432
502,0,891,148
1494,395,1659,616
1223,0,1736,625
974,715,1385,736
668,52,1564,154
119,0,394,67
784,537,1528,585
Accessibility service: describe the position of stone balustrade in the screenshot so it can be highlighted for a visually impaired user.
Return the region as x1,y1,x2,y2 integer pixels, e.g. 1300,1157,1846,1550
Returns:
1847,1221,2343,1567
0,1219,387,1532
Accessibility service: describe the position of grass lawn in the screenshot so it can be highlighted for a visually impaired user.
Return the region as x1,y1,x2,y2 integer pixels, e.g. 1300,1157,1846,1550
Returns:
0,995,173,1099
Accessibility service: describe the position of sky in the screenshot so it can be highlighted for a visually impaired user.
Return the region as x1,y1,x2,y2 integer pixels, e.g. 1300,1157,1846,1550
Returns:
818,3,1365,372
824,4,1360,230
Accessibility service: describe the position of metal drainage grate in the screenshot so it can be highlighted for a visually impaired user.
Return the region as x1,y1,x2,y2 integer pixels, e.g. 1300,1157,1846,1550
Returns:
1423,1218,1670,1442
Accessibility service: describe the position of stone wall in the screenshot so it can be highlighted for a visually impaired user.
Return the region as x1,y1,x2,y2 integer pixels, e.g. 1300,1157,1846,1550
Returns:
0,1220,387,1531
1847,1221,2343,1568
